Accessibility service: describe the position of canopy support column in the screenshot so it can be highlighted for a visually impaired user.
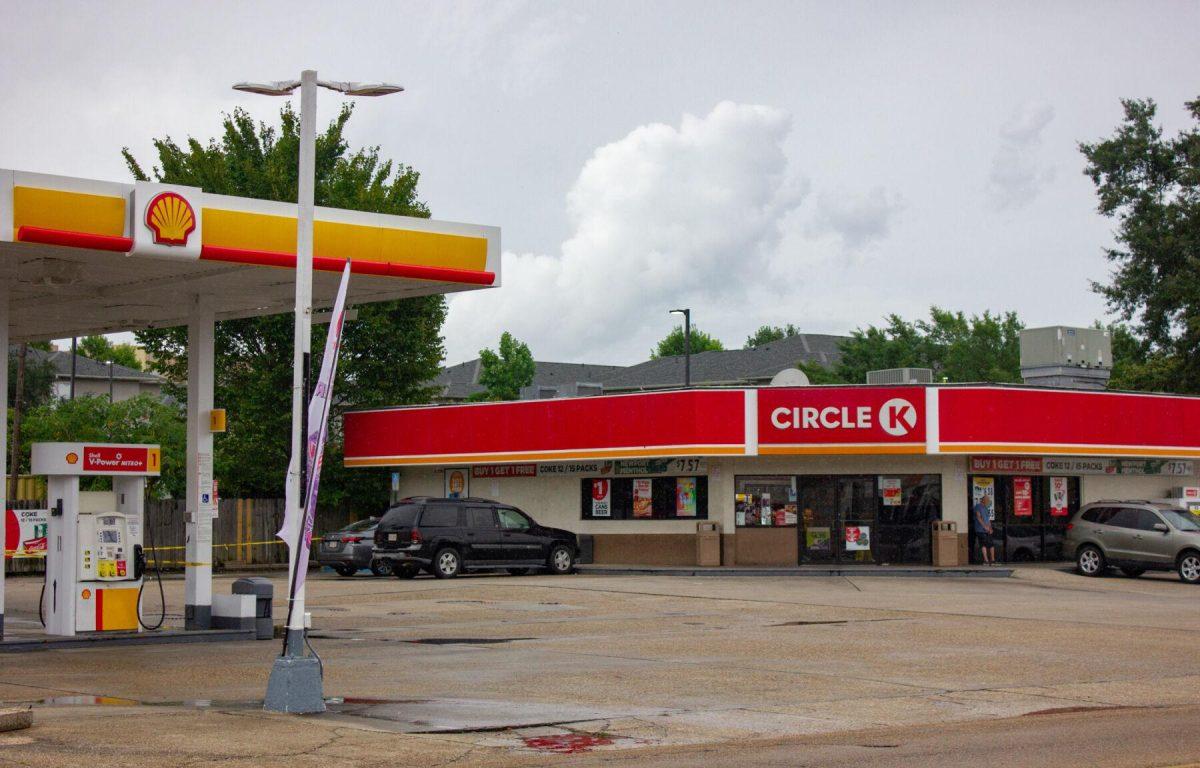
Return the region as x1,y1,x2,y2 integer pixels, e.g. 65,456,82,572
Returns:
184,297,215,630
0,287,8,639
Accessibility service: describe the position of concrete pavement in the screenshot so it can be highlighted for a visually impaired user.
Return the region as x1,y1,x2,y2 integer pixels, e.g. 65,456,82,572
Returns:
0,565,1197,766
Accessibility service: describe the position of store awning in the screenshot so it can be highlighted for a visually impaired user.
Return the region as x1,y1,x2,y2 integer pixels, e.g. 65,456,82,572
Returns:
1,169,500,340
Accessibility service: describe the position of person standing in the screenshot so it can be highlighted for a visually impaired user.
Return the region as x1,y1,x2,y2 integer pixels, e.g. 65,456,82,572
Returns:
973,498,996,565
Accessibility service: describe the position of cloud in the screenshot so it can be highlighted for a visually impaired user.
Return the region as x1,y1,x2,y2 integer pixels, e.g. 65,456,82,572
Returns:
987,101,1056,210
810,187,905,251
442,102,911,365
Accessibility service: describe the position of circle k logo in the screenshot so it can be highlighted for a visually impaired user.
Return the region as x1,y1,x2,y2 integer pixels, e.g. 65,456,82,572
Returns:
878,398,918,437
769,397,920,437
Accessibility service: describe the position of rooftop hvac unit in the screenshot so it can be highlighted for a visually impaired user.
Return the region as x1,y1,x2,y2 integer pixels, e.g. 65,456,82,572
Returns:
865,367,933,385
1020,326,1112,390
1019,326,1110,369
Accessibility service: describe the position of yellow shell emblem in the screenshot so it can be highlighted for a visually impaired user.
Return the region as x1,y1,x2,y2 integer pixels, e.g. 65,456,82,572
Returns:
145,192,196,246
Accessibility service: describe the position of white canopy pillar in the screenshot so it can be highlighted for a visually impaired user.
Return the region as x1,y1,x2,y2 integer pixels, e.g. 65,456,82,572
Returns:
184,297,215,630
0,287,8,639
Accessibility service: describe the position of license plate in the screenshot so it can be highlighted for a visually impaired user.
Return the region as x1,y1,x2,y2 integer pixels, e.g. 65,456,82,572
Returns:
323,541,338,550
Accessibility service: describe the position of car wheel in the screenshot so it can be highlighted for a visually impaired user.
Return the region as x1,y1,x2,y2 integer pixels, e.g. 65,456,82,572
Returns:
507,568,530,576
394,565,419,579
432,548,461,579
333,565,357,577
548,544,574,575
370,559,393,577
1120,566,1146,578
1178,551,1200,584
1076,545,1106,577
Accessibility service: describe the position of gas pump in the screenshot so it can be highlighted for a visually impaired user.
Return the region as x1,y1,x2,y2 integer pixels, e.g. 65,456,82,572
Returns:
31,442,160,636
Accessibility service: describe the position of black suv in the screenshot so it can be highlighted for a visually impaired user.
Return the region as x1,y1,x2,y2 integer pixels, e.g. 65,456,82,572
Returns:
373,497,579,579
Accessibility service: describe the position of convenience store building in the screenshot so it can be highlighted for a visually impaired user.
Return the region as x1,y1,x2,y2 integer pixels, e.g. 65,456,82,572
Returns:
343,385,1200,566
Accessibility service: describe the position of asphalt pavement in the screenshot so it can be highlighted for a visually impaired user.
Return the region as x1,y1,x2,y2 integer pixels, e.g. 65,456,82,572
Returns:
0,565,1197,766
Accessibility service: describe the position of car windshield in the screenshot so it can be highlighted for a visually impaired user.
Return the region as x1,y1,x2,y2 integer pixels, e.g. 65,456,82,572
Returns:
1158,509,1200,532
343,518,378,533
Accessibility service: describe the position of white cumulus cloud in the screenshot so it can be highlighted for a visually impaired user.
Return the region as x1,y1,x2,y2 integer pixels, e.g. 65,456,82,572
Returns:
444,102,809,363
987,101,1057,210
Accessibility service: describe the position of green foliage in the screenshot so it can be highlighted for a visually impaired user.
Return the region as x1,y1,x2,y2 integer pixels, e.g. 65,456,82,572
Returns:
652,326,725,358
797,360,847,385
8,347,56,408
836,308,1023,384
17,395,185,497
126,104,446,512
474,332,535,401
1080,96,1200,392
745,324,800,349
78,335,142,370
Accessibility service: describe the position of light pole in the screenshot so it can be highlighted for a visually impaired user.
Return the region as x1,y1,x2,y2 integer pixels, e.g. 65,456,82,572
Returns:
669,308,691,387
107,360,114,402
235,71,402,714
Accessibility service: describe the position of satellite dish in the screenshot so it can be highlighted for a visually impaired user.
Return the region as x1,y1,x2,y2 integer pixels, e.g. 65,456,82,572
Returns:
770,368,810,386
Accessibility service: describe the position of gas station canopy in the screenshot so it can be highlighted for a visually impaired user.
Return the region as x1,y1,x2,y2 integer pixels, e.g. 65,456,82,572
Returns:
0,169,501,341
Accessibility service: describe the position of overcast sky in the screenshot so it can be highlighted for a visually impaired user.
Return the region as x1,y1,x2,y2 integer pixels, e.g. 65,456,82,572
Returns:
3,0,1197,365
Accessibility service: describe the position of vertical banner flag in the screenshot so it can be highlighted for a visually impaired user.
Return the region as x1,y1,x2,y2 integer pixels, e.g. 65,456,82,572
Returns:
1049,477,1069,517
633,479,653,518
591,479,611,517
278,261,352,599
1013,476,1033,517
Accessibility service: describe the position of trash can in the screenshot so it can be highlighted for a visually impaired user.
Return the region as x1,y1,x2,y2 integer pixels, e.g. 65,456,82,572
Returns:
696,521,722,566
213,576,275,640
931,521,958,566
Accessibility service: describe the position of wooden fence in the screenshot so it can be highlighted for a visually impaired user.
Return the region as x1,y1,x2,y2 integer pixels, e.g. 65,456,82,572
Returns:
7,497,361,573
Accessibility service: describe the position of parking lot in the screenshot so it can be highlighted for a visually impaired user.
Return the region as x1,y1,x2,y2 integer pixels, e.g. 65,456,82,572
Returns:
2,565,1199,766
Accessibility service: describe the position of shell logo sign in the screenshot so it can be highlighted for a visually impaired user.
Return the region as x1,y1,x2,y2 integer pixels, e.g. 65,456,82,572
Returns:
145,192,196,246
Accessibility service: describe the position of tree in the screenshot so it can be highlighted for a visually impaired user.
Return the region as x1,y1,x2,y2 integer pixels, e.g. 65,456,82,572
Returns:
472,332,535,401
125,104,446,511
797,360,847,385
1080,97,1200,392
744,324,800,349
17,395,185,497
78,336,142,370
836,308,1023,384
651,326,724,358
7,346,55,408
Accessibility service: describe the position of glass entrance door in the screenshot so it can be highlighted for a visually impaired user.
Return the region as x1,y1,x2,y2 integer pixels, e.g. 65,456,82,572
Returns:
798,476,877,563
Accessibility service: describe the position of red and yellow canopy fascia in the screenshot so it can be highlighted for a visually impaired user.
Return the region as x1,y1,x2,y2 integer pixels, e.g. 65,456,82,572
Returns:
0,169,498,286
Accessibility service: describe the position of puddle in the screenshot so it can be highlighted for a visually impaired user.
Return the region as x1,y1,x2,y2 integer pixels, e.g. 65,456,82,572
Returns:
407,637,533,646
523,733,614,754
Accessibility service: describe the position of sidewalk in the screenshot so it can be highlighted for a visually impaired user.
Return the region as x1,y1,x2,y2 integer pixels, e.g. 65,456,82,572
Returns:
576,563,1013,577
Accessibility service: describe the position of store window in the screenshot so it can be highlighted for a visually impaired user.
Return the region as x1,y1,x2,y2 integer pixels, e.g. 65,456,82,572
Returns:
968,475,1080,563
733,474,941,564
580,476,708,520
735,476,797,527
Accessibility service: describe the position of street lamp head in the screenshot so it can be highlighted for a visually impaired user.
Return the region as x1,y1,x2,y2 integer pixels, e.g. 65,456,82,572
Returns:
233,80,302,96
669,308,689,316
319,81,405,97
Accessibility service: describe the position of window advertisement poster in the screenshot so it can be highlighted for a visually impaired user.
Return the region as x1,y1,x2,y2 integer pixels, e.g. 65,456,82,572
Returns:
845,525,871,551
760,493,772,526
591,479,612,517
1013,476,1033,517
444,467,469,499
5,507,49,559
972,477,996,521
1049,477,1069,517
735,493,749,526
632,479,654,518
880,477,903,506
675,477,697,517
806,526,832,553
